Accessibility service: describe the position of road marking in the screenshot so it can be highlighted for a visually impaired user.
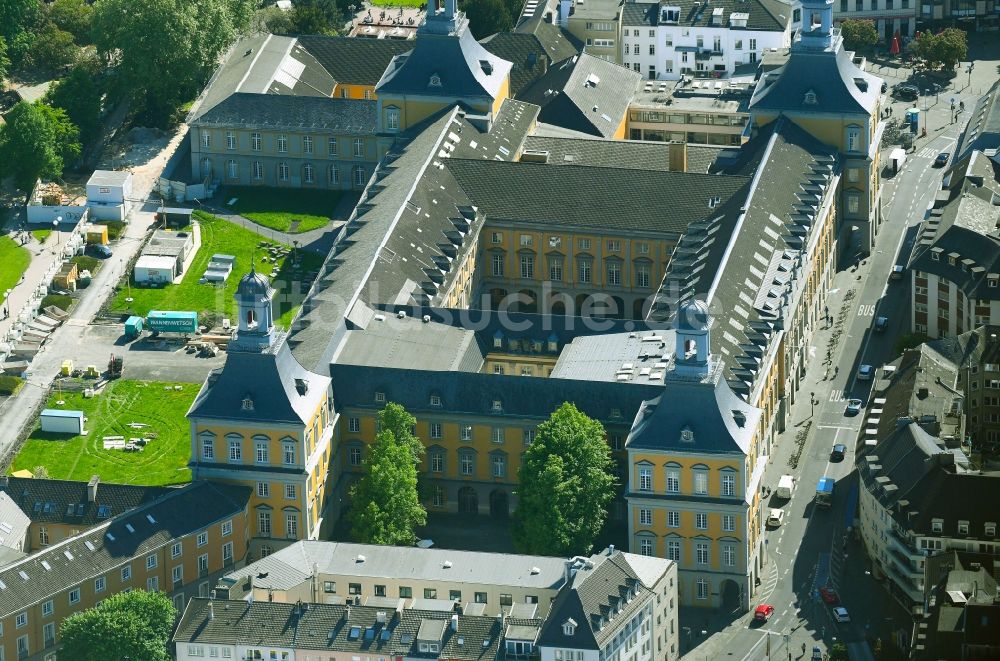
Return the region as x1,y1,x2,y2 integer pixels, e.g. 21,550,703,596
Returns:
817,424,855,430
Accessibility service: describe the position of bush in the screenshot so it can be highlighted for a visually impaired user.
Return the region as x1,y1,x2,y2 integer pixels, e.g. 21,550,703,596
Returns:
41,293,73,311
99,221,126,240
0,375,24,396
71,255,100,273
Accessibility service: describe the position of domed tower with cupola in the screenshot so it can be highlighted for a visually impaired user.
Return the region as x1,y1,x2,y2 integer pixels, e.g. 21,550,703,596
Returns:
672,298,712,379
230,266,275,353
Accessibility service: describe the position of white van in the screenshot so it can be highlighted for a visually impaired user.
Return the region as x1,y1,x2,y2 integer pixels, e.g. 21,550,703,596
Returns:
776,475,795,500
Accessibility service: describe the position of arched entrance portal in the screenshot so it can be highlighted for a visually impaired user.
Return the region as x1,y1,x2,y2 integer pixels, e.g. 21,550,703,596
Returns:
720,579,741,613
457,487,478,514
489,490,509,518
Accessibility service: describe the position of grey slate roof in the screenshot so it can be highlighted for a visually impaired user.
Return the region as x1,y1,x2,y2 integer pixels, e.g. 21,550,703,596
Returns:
330,364,662,426
193,93,378,133
187,340,330,425
954,79,1000,159
0,476,171,527
446,158,749,235
223,540,569,592
190,34,336,122
521,135,723,173
908,150,1000,303
0,481,250,617
749,34,880,117
174,598,513,661
870,345,962,443
481,28,581,95
0,492,30,556
286,107,528,372
621,0,790,30
376,28,513,101
297,35,414,86
517,53,641,138
650,119,838,398
536,551,668,650
860,424,1000,538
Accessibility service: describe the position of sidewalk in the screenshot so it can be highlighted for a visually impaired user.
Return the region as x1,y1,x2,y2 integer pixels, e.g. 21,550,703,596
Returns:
0,232,64,344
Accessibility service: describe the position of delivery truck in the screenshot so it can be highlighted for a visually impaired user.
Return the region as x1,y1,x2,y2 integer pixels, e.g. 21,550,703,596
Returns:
815,476,835,507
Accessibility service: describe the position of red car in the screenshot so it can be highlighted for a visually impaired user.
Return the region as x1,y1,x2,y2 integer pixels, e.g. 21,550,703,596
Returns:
820,587,839,604
754,604,775,622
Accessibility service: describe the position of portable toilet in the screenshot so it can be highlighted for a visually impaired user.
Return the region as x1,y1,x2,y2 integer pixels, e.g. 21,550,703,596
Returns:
124,316,144,340
60,360,74,376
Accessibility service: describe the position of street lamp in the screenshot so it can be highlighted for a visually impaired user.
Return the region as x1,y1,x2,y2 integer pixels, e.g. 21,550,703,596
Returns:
53,216,61,247
951,97,957,124
967,62,974,87
2,289,10,320
811,392,818,417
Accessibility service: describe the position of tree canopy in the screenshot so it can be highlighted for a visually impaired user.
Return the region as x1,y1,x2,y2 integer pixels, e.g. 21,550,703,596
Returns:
0,101,81,191
91,0,256,126
0,0,40,43
289,0,345,35
348,403,427,546
0,37,9,84
839,19,878,53
512,402,617,556
46,62,103,145
47,0,94,44
59,589,177,661
463,0,513,39
908,28,968,70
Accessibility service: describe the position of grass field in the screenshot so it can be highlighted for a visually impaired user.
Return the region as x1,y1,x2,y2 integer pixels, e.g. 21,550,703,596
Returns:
110,211,324,327
373,0,425,7
224,186,341,233
11,380,198,486
31,229,52,242
0,236,31,300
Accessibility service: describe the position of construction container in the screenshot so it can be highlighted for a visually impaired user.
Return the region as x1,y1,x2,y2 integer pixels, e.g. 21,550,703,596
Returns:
124,316,144,340
60,360,74,376
146,310,198,335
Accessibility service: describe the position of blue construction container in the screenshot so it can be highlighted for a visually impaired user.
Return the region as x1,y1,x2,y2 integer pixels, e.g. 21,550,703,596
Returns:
146,310,198,334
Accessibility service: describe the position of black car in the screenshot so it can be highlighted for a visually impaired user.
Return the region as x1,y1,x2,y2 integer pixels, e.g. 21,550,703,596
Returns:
934,152,950,168
893,84,919,101
85,243,113,258
831,444,847,462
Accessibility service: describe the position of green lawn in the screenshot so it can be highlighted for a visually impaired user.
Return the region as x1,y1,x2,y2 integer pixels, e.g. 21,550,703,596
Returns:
110,211,324,327
11,380,198,486
0,236,30,300
31,229,52,242
373,0,425,7
224,186,341,234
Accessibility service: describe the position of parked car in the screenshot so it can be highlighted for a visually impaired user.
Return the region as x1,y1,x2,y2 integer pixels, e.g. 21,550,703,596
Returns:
86,243,113,259
833,606,851,623
830,443,847,462
934,152,951,167
858,364,874,381
890,264,905,280
874,316,888,332
893,84,919,100
812,646,824,660
766,509,785,528
846,399,863,416
754,604,775,622
819,587,840,604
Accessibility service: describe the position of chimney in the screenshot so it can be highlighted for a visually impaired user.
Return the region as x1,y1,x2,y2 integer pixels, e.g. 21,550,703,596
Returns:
669,141,688,172
87,475,100,503
451,613,459,631
208,600,215,620
608,544,615,556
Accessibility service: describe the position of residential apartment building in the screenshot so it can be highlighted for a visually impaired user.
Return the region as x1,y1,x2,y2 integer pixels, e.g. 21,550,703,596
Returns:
174,598,526,661
858,423,1000,614
188,271,335,560
562,0,623,62
908,150,1000,339
620,0,791,81
536,545,679,660
627,80,752,146
0,481,250,661
750,0,884,258
917,0,999,31
832,0,917,40
201,543,678,661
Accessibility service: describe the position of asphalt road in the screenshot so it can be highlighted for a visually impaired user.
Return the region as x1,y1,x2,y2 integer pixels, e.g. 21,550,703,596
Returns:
683,60,984,661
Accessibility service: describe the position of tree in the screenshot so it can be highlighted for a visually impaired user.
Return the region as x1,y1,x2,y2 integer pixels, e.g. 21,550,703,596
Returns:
60,589,176,661
28,21,78,73
348,403,426,546
289,0,343,35
0,36,9,84
0,0,40,42
0,101,80,191
46,63,103,144
512,402,617,556
463,0,512,39
839,19,878,53
91,0,255,126
47,0,93,44
908,28,967,70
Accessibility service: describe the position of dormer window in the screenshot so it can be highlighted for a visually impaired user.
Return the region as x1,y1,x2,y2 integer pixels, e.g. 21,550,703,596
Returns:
562,618,577,636
958,520,969,535
932,519,943,533
680,427,694,443
429,73,442,88
986,522,996,537
803,90,818,105
430,394,442,407
375,391,386,403
492,399,503,412
241,397,254,411
611,408,622,419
